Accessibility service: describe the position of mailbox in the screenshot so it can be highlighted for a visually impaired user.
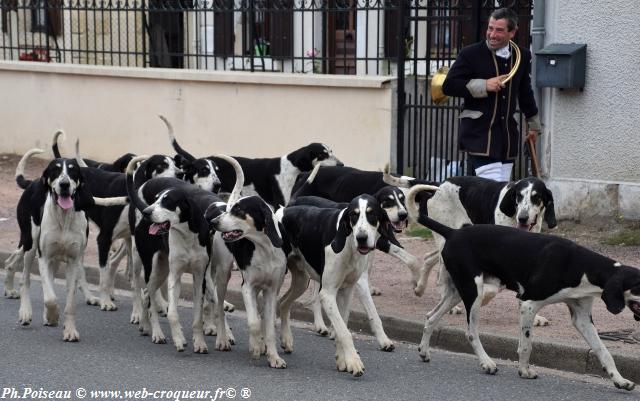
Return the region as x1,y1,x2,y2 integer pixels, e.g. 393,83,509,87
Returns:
535,43,586,90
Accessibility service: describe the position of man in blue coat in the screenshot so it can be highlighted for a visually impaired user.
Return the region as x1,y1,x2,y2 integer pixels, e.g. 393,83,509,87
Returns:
442,8,540,181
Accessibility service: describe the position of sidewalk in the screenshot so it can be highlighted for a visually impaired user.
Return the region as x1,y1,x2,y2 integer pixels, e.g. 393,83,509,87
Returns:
2,238,640,384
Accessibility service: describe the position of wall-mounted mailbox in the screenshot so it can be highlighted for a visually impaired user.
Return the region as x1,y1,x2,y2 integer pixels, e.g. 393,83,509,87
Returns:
535,43,586,90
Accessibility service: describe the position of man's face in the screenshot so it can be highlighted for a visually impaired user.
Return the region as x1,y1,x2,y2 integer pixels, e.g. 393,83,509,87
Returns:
486,17,516,50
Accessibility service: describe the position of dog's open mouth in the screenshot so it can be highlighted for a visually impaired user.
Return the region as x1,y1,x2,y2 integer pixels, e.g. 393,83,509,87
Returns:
628,300,640,321
222,230,243,242
517,216,538,232
357,246,374,255
391,220,408,233
55,194,74,210
149,222,170,235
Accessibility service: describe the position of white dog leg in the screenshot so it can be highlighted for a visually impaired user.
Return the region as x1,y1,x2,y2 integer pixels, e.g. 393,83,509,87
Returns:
62,263,81,342
355,274,394,351
320,287,364,377
568,298,635,391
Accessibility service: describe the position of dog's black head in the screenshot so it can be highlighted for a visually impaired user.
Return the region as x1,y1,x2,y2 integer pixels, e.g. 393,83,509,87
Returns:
139,155,180,181
209,196,283,248
499,177,557,231
602,266,640,320
177,157,222,193
331,194,400,254
374,186,409,233
287,143,344,172
40,158,92,211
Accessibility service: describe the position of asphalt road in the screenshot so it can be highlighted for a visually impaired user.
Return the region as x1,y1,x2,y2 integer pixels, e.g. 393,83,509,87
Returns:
0,274,636,401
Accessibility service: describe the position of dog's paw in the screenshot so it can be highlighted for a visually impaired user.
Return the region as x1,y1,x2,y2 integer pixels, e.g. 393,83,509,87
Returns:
613,378,635,391
100,299,118,311
215,336,232,351
340,354,365,377
533,315,549,327
370,286,382,296
518,366,538,379
480,360,498,375
43,305,59,327
193,339,209,354
18,310,32,326
85,296,100,306
4,289,20,299
449,305,464,315
418,344,431,362
223,301,235,313
130,311,141,325
151,332,167,344
379,338,395,352
268,354,287,369
62,326,80,342
314,325,329,337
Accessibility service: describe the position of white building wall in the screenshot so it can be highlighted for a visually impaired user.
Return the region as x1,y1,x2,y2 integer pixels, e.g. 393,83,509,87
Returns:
543,1,640,183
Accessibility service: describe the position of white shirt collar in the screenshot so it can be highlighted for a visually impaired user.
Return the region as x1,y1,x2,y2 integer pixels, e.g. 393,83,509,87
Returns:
495,44,511,59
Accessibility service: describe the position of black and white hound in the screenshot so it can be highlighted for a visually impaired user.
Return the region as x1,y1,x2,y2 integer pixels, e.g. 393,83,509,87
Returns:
4,149,104,304
207,195,291,368
71,140,182,315
387,174,557,325
12,149,123,341
168,128,343,208
291,164,434,296
407,184,639,391
289,194,406,351
125,154,242,352
277,194,400,376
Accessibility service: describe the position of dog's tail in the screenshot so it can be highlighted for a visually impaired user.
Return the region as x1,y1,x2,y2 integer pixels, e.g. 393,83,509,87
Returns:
74,139,89,168
382,164,440,188
289,161,321,204
15,148,44,189
125,155,151,213
160,114,195,162
51,129,65,158
406,184,453,239
213,154,244,209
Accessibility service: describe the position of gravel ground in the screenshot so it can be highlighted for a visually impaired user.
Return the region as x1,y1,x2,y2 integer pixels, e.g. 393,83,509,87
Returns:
1,152,639,357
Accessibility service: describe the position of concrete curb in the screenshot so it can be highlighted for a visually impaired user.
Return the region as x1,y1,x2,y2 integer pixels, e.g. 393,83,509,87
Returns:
2,250,639,383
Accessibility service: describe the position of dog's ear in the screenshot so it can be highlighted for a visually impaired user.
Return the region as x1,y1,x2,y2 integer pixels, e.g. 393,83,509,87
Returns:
377,212,402,248
258,201,283,248
330,209,351,253
287,149,314,172
173,154,187,169
73,179,95,211
30,179,50,226
498,184,517,217
543,188,557,229
602,273,626,315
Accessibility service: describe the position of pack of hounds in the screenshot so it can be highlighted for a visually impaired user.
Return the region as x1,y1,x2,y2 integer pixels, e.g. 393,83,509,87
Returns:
3,115,640,391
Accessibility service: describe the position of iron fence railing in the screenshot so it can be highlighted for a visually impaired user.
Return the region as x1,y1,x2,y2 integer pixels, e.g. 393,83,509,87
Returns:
0,0,409,74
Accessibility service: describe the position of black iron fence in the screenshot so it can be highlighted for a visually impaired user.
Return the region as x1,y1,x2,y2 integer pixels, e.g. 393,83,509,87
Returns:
0,0,406,73
0,0,534,181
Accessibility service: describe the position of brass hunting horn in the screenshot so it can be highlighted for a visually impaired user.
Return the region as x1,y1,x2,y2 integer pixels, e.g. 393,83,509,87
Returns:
430,40,521,105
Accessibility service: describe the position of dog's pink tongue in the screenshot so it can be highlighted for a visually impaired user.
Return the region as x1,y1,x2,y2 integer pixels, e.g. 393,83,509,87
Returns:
57,196,73,209
149,224,161,235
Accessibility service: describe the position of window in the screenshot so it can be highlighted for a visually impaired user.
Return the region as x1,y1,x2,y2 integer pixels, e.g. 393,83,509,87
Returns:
29,0,62,35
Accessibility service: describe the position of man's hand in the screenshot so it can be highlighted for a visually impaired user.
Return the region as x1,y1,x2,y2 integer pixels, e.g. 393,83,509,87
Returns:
486,74,509,92
525,130,539,143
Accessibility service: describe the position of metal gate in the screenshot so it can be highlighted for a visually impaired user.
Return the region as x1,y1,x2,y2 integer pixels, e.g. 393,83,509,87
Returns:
396,0,533,181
